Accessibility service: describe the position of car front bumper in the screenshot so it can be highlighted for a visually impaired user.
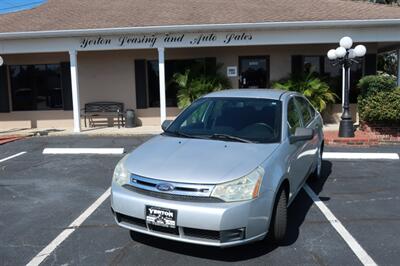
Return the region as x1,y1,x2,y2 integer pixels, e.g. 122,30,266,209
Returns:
111,183,274,247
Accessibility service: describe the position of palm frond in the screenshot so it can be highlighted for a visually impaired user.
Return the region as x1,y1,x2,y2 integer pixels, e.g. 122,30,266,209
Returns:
172,64,231,108
273,73,337,112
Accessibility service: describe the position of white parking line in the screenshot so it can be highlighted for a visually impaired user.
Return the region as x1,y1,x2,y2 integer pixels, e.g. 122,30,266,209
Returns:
323,152,399,160
304,184,377,266
26,188,111,266
42,148,124,155
0,151,26,163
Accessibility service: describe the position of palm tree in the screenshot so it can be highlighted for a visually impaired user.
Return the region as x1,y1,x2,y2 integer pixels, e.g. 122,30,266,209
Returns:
172,65,230,108
273,73,337,112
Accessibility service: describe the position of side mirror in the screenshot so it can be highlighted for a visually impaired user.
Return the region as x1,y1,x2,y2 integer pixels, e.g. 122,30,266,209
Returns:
289,128,314,144
161,120,173,131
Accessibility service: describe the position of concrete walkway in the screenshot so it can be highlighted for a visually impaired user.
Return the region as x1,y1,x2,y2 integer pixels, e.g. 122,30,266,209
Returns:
2,124,339,137
0,126,162,137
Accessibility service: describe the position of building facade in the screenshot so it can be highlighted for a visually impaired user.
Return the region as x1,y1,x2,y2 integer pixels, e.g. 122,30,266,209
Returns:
1,0,400,132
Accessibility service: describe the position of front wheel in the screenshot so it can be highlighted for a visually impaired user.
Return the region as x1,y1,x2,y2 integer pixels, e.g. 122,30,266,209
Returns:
270,187,288,244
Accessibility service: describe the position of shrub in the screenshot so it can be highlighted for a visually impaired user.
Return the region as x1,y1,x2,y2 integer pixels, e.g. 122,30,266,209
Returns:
357,74,400,123
358,88,400,123
273,73,337,112
357,74,397,97
173,65,230,108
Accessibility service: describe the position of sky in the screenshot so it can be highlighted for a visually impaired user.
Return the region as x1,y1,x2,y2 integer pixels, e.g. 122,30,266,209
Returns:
0,0,46,14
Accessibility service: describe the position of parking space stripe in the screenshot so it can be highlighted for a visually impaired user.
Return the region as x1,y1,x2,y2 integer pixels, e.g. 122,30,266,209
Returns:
0,151,26,163
323,152,399,160
26,187,111,266
42,148,124,154
304,184,377,266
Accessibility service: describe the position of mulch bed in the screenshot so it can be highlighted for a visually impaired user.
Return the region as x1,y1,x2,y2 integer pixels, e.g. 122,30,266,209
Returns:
0,135,25,145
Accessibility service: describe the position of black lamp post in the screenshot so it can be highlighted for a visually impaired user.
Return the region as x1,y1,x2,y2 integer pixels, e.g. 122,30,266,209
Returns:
327,37,366,138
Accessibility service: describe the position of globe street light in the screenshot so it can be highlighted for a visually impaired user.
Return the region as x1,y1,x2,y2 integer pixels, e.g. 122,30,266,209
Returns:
327,36,366,138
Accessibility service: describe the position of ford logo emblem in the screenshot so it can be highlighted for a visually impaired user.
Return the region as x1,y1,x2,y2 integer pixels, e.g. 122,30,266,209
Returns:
156,183,174,192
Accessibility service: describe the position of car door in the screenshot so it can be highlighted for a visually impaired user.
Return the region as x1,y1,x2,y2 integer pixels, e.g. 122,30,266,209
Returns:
286,97,309,194
294,96,320,178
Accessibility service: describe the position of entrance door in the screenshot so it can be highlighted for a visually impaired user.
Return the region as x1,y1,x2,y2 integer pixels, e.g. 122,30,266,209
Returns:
239,56,269,88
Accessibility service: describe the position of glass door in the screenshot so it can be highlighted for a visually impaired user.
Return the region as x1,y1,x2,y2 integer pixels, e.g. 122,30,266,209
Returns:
238,56,269,88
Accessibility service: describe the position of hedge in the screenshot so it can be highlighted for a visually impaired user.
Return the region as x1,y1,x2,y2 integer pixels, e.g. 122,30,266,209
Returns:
358,87,400,123
358,74,397,97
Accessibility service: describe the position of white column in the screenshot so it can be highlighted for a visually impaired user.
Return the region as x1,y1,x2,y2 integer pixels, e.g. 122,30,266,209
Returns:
69,50,81,133
397,49,400,86
158,47,167,124
342,66,345,110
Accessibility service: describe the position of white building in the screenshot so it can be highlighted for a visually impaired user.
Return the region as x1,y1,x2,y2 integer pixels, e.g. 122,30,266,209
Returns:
1,0,400,132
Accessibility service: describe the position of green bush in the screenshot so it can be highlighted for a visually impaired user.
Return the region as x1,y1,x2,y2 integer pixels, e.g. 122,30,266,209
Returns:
273,73,337,112
357,74,397,97
357,74,400,123
172,64,230,109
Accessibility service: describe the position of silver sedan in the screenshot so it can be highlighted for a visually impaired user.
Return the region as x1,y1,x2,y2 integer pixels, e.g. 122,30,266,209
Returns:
111,89,324,247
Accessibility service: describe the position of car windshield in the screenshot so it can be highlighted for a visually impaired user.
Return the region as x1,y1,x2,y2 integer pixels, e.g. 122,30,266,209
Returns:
165,97,282,143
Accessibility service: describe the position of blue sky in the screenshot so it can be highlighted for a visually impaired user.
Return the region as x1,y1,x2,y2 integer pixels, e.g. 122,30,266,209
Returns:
0,0,47,14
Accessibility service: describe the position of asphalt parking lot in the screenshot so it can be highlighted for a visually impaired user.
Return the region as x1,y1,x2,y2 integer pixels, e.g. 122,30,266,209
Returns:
0,136,399,266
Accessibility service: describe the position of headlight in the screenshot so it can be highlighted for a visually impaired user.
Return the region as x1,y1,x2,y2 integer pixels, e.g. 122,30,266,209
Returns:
112,155,130,186
211,166,265,202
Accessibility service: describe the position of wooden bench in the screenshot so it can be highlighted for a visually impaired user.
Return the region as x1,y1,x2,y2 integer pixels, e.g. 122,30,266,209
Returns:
81,102,124,128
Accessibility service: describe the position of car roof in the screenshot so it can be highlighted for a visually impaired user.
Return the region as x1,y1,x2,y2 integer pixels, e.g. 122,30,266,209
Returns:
203,89,290,100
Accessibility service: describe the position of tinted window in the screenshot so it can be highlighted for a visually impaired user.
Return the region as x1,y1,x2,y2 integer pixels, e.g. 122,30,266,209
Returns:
147,58,216,107
296,97,314,125
239,56,268,88
166,97,281,143
303,56,321,74
287,98,302,135
10,64,63,111
180,100,213,128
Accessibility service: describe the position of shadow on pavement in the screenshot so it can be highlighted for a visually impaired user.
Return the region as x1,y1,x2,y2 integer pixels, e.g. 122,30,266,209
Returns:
282,160,332,246
129,160,332,262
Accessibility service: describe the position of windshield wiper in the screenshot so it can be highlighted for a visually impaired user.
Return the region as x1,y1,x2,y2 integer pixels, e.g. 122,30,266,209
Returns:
166,131,252,143
166,130,205,139
208,133,253,143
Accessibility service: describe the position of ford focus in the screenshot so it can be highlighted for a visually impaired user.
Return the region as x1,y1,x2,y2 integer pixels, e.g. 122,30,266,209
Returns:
111,89,324,247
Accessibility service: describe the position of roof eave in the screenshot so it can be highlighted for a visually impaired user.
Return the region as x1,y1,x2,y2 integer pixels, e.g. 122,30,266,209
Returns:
1,19,400,40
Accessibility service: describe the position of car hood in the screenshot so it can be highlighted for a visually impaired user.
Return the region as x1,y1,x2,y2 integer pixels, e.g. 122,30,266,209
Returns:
125,135,279,184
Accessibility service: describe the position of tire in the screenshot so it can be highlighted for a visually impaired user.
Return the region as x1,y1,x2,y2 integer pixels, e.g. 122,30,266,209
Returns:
310,143,323,180
270,187,288,244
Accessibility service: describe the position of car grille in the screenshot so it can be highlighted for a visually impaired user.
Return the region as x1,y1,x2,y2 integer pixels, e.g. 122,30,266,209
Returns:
124,174,224,202
116,212,146,228
183,227,220,240
115,212,245,243
148,224,179,235
123,185,224,203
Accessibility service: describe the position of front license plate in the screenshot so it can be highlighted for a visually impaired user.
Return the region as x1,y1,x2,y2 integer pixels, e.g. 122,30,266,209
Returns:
145,206,177,228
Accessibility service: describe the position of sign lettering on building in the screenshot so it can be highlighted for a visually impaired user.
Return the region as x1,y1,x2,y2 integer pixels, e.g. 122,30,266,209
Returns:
79,32,254,50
